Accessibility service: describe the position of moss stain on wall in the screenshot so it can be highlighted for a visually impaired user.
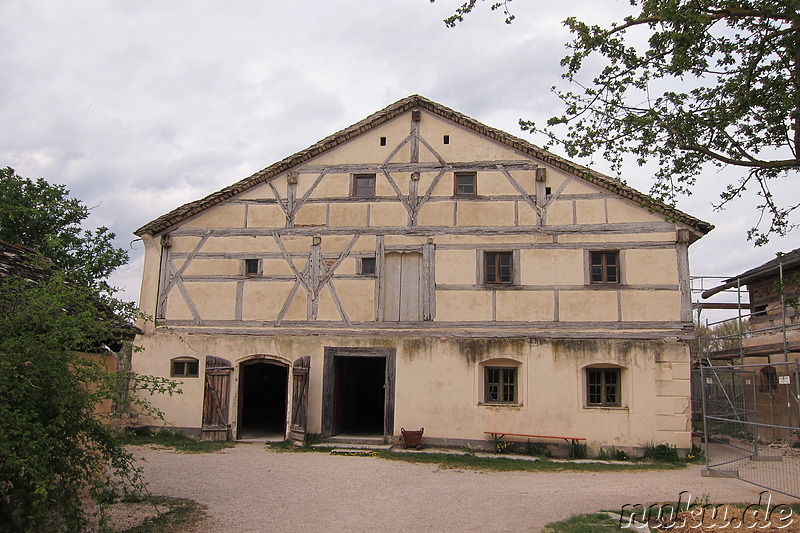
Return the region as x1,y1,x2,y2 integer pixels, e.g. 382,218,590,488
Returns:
454,337,529,365
551,338,661,368
400,337,436,360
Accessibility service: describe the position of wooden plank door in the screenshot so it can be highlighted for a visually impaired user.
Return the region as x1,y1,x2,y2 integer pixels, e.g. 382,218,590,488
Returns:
382,252,422,321
201,355,233,441
288,356,310,445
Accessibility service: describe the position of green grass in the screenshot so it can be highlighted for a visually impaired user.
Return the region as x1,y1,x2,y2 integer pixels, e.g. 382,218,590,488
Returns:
118,496,206,533
543,512,623,533
119,428,235,453
376,451,684,472
265,440,685,471
547,502,800,533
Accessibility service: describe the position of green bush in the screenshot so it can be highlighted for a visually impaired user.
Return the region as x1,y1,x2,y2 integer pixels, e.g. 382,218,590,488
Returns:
0,274,180,532
642,441,681,463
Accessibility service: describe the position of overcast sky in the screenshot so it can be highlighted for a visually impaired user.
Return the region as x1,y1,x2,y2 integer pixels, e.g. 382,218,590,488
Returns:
1,1,794,317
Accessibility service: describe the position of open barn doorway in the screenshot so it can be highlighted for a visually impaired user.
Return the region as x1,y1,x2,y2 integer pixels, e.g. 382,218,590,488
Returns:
322,347,396,439
238,360,288,440
335,356,385,434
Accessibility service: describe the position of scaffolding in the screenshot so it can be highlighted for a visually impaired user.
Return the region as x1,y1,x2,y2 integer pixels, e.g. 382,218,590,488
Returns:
690,255,800,497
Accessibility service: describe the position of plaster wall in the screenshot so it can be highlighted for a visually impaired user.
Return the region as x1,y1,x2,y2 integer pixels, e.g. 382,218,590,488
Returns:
132,333,691,450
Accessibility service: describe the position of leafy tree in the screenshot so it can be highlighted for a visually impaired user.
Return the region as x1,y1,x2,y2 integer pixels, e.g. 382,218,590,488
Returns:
434,0,800,244
0,171,178,531
0,166,128,291
0,268,180,532
693,318,751,357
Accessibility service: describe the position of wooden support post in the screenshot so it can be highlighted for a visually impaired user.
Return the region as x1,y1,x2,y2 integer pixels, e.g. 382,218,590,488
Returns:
535,167,547,208
422,239,436,320
156,233,172,319
676,229,692,323
308,237,322,320
287,171,298,218
410,110,420,163
375,236,385,322
409,172,420,226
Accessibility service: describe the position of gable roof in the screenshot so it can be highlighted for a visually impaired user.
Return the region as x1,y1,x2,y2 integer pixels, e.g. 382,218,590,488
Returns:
735,247,800,282
0,240,53,283
136,94,714,237
702,247,800,298
0,239,140,341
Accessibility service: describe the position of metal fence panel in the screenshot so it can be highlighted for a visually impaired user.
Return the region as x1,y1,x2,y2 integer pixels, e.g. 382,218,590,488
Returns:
699,362,800,499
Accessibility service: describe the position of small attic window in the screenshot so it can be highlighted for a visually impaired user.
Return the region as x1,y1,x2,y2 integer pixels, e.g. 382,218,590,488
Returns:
443,135,450,145
380,137,387,146
545,187,552,196
245,259,260,276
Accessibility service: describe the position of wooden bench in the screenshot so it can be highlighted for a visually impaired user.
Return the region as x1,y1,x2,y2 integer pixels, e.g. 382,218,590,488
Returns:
484,432,586,457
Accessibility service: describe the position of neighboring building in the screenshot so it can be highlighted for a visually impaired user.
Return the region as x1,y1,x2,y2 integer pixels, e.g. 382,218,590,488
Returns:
700,249,800,436
701,248,800,362
0,240,52,283
133,95,712,452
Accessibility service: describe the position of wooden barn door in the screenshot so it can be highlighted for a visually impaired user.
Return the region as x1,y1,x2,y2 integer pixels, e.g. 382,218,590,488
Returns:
288,356,311,445
201,355,233,441
382,252,422,321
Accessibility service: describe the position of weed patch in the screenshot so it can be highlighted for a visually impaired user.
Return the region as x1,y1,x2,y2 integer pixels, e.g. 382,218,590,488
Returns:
642,441,681,463
543,512,623,533
120,428,235,453
117,496,206,533
378,451,682,472
597,447,629,461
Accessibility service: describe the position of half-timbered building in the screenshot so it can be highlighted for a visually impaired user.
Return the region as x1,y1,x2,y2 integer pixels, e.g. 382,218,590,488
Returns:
133,95,712,452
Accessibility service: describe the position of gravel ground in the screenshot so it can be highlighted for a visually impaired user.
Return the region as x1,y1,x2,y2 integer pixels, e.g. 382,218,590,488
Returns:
131,443,796,532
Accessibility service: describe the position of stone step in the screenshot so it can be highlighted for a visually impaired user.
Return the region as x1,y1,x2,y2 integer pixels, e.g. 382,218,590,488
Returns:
313,442,393,450
321,435,387,446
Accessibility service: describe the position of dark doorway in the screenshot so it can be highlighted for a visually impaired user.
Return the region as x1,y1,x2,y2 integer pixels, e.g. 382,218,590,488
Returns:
322,347,396,438
238,361,288,439
333,356,386,435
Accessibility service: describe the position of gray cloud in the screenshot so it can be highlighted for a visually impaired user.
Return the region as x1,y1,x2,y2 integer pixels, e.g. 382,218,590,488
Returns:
1,0,794,305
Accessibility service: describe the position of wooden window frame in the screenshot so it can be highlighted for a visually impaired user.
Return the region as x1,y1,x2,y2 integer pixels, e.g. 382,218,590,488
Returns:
586,367,621,407
484,366,517,404
244,258,260,276
454,172,477,196
483,251,514,285
171,357,199,378
589,251,620,285
359,257,376,277
351,173,376,197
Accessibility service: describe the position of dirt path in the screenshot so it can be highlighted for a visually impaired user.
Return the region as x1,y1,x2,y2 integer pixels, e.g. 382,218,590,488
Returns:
131,444,795,532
